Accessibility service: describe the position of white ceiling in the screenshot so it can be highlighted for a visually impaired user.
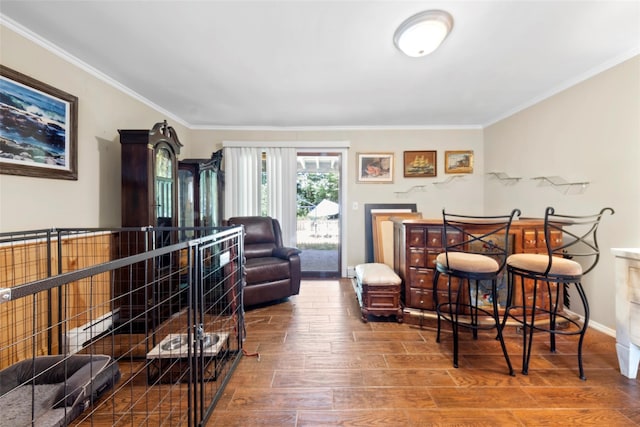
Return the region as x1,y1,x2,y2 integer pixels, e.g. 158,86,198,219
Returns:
1,1,639,129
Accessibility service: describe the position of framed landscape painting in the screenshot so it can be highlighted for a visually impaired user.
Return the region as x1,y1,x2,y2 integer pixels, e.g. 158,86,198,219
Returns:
444,150,474,174
403,150,436,177
0,65,78,180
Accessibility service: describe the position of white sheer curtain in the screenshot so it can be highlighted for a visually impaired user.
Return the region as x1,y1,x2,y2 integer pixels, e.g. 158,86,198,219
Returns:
223,146,262,218
223,144,298,247
264,147,297,247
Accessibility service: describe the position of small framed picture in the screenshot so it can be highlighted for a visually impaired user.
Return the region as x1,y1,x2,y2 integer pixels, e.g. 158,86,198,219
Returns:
403,150,436,177
444,150,474,174
357,153,394,183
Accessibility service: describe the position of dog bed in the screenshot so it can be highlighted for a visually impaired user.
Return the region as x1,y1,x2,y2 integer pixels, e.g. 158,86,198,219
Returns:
0,354,120,427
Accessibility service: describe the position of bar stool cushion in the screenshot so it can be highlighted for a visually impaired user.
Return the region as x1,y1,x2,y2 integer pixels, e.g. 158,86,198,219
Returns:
507,253,582,276
436,252,499,273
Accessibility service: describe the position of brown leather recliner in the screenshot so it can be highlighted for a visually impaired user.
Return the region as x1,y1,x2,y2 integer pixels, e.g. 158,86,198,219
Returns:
225,216,301,307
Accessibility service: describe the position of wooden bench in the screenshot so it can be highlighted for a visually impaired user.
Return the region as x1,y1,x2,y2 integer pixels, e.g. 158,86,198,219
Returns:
354,263,403,322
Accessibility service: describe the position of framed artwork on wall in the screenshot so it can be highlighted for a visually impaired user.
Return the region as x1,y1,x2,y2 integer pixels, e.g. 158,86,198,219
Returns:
444,150,474,174
357,152,394,183
0,65,78,180
403,150,436,177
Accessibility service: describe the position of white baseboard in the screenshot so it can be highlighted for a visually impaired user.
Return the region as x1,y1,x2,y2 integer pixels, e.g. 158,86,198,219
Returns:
565,308,616,338
64,309,119,354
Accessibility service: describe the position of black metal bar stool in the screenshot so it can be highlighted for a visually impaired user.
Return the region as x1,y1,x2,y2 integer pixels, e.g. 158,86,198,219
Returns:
433,208,521,375
503,207,613,380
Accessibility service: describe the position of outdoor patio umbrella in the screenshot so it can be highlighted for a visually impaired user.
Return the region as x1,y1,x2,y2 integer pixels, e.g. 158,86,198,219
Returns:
307,199,339,218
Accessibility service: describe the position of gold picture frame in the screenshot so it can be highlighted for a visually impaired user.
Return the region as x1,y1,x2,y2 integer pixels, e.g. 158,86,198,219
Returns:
403,150,436,177
357,152,394,183
444,150,474,174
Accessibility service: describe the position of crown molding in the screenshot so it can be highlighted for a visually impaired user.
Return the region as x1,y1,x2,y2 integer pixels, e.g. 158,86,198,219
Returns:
222,140,351,148
0,15,189,128
484,48,640,128
191,124,483,131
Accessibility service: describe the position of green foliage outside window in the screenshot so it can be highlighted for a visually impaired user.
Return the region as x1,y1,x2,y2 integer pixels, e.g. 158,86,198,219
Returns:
297,172,339,218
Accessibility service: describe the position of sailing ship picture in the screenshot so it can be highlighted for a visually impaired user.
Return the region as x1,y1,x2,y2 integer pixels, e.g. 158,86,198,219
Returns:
403,151,437,177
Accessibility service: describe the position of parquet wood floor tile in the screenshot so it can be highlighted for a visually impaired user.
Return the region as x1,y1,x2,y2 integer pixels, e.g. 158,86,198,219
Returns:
206,279,640,426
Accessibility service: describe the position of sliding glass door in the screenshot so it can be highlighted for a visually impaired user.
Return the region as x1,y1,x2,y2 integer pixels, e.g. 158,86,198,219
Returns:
296,152,341,278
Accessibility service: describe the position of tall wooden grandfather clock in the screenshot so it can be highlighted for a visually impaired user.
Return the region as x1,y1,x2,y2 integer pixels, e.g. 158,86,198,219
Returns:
117,120,183,330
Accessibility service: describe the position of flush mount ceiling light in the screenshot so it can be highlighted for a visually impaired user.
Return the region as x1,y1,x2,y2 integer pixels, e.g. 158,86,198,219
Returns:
393,10,454,57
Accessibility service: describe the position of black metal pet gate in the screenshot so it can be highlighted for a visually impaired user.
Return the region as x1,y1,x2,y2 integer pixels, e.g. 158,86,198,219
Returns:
0,226,244,426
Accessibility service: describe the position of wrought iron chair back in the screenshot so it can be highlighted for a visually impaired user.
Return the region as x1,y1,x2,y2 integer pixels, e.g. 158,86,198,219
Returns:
542,206,614,277
440,209,522,278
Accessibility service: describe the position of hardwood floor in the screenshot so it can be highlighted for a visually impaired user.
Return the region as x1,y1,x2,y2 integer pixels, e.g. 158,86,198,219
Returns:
208,279,640,426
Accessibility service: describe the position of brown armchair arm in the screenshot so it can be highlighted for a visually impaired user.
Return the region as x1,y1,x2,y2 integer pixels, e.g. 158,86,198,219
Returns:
273,246,301,259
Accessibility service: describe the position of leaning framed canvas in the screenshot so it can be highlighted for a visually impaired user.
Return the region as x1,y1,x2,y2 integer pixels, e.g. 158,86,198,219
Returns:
403,150,436,177
364,203,417,263
357,152,394,183
444,150,474,174
0,65,78,180
372,211,423,266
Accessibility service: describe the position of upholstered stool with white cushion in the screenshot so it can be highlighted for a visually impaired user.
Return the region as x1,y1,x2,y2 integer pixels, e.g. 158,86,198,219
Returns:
433,209,521,375
355,263,403,322
503,207,614,380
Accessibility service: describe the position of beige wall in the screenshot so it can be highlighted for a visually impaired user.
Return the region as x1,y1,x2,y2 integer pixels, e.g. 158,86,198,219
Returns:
188,127,485,270
484,55,640,330
2,23,638,331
